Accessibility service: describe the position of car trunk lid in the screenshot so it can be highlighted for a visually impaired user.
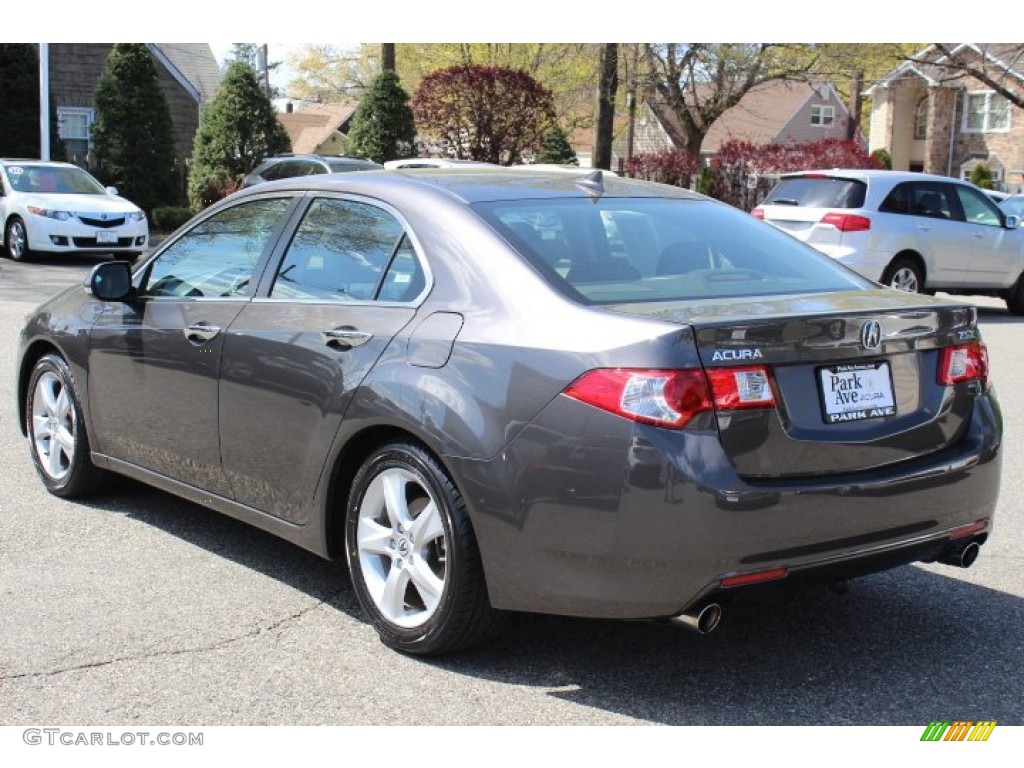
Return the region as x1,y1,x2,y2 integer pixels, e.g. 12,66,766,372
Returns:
609,290,982,479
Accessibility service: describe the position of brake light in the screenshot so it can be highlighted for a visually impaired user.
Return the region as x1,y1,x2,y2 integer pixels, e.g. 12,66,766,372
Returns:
820,212,871,232
564,369,711,428
937,342,989,388
751,207,765,220
564,366,776,429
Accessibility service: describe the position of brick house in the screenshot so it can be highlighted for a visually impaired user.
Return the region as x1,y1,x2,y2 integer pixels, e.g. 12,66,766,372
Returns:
45,44,221,171
613,79,855,169
867,44,1024,191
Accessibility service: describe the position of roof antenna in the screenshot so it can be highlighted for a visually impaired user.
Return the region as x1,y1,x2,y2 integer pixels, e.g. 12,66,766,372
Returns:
575,169,605,198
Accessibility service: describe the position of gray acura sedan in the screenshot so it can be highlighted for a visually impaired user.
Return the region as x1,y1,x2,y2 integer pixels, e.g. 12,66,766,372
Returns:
17,170,1001,655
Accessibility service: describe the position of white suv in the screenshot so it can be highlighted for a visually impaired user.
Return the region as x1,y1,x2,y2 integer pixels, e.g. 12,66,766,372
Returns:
754,169,1024,313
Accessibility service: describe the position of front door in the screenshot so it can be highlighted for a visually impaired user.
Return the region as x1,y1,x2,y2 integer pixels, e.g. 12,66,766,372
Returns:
88,196,297,495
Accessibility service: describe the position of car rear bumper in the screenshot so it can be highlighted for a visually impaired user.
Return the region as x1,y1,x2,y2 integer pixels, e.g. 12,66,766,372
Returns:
452,390,1002,620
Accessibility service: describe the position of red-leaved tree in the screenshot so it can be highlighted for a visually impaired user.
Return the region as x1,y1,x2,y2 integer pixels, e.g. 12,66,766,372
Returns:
625,148,701,188
412,65,556,165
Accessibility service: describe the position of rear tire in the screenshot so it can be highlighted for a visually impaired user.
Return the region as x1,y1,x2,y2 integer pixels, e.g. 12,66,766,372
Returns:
1006,274,1024,315
25,354,114,497
5,216,31,261
882,257,923,293
345,440,505,655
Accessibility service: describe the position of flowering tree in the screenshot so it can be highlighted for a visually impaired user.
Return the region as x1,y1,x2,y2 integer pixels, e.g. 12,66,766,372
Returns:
412,65,555,164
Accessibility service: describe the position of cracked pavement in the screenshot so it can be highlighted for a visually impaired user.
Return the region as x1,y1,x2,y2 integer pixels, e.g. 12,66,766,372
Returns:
1,257,1022,726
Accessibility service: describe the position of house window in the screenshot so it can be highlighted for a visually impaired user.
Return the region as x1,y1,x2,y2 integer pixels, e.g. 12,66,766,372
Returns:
58,107,94,162
810,105,834,127
914,97,929,139
963,91,1011,133
961,167,1002,183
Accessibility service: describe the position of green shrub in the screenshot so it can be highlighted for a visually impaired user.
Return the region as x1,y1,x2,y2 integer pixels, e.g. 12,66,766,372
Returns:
971,163,995,190
151,206,195,232
871,148,892,170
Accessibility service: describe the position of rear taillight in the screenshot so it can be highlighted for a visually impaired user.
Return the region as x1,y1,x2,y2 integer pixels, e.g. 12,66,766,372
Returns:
707,366,776,409
751,207,765,220
820,212,871,232
564,366,775,429
938,342,989,388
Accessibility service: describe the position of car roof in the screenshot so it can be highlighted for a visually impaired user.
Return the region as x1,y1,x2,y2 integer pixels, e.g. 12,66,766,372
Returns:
779,169,973,185
231,169,702,205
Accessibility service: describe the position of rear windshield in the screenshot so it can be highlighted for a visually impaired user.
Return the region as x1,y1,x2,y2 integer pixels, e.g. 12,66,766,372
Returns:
472,197,870,305
763,177,867,208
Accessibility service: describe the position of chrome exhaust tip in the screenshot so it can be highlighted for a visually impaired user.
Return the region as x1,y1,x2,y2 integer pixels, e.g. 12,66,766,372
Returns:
669,603,722,634
938,541,981,569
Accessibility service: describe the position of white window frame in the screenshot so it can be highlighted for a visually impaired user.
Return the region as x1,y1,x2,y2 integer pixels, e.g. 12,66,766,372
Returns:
57,107,94,142
962,91,1011,133
961,167,1002,182
810,105,835,127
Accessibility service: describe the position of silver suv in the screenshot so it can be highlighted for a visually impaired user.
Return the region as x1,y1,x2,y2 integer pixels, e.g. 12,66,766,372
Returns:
754,169,1024,313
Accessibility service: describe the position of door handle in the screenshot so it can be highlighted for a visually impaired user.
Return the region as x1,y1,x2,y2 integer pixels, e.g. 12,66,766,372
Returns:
184,322,221,343
321,326,373,348
916,225,931,231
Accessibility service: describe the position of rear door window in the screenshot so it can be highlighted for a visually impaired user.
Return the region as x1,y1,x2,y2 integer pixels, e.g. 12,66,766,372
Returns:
271,197,422,302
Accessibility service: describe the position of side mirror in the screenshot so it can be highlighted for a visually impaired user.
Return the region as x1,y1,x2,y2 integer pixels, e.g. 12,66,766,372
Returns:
1005,214,1019,230
105,186,119,196
88,261,133,301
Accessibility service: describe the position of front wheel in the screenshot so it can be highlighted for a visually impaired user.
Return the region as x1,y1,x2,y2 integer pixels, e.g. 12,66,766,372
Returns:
345,441,504,655
5,216,31,261
25,354,112,496
882,257,924,293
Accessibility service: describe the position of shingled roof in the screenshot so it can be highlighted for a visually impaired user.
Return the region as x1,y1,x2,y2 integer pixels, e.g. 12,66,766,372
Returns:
148,44,222,104
277,102,360,154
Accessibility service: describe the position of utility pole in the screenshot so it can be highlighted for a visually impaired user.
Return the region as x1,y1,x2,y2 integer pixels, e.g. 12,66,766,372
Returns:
39,43,50,160
594,43,619,171
625,44,639,171
258,44,270,98
381,43,395,73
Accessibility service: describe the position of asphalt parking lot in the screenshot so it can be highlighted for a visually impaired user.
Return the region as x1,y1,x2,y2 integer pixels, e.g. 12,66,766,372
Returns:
0,254,1022,726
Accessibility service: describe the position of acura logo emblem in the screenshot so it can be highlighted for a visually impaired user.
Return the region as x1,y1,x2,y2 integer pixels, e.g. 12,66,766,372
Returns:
861,321,882,350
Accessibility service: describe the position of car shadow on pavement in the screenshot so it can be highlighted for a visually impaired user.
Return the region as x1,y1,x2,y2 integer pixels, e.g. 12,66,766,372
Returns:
79,479,1022,727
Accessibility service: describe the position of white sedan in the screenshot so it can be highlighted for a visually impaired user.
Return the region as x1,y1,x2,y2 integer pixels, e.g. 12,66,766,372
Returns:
1,160,148,261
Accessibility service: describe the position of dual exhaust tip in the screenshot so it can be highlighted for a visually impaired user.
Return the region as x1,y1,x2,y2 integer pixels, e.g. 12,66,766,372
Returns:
669,602,722,634
938,540,981,569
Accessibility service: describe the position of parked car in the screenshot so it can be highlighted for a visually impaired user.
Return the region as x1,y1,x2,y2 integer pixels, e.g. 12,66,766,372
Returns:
998,193,1024,220
383,158,499,170
1,159,148,261
241,154,382,188
753,169,1024,312
18,170,1001,655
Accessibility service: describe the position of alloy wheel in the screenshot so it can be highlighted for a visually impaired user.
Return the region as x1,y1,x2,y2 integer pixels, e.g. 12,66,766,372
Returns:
355,466,448,628
31,370,76,481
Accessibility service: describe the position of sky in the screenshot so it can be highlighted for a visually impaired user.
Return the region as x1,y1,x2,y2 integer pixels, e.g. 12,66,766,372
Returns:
8,1,994,48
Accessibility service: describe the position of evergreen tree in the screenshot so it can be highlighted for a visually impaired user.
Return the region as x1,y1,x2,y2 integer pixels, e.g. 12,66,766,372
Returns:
188,61,291,209
536,124,578,165
0,44,64,160
92,44,177,212
345,70,416,163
